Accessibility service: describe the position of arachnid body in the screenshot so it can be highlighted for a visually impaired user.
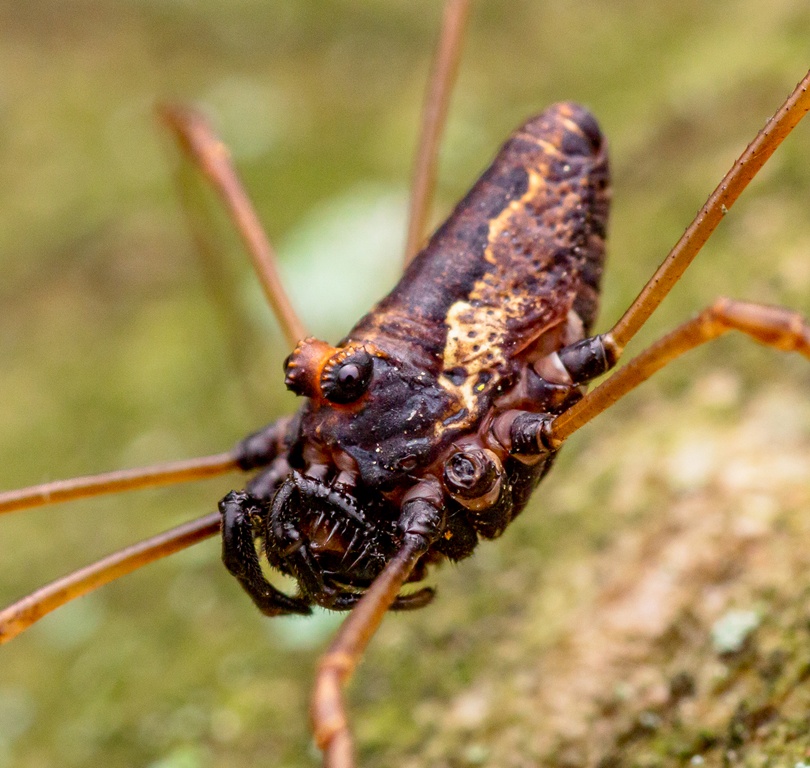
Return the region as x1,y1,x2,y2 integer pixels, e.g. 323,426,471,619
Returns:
2,3,810,767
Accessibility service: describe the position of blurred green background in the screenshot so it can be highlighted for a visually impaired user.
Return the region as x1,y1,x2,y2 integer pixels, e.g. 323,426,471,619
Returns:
0,1,808,766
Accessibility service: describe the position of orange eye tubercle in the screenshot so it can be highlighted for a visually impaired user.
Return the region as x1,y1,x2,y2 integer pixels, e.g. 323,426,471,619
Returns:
283,338,339,399
284,339,382,404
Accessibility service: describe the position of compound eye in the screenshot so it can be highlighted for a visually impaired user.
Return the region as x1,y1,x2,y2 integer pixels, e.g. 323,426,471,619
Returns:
321,349,373,404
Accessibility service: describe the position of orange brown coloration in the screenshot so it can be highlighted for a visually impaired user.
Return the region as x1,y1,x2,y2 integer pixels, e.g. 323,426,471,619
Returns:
283,338,342,400
0,452,239,515
404,0,472,264
160,104,307,348
0,513,221,643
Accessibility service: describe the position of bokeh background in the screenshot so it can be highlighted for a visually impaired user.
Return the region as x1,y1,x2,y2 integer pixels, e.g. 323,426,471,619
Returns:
0,1,809,766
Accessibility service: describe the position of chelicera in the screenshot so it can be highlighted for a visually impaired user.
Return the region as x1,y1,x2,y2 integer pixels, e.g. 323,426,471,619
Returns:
1,3,809,767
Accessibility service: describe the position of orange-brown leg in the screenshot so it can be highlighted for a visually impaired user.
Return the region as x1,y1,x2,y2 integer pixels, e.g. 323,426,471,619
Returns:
0,512,220,643
159,105,307,348
311,543,423,768
0,451,239,514
608,70,810,354
549,298,810,445
0,420,297,631
403,0,471,265
543,73,810,447
164,128,265,407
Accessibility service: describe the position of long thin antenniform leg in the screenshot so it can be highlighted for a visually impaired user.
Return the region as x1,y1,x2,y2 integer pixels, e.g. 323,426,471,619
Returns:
0,452,239,515
608,70,810,354
539,72,810,447
403,0,471,265
166,136,267,412
160,105,307,348
311,543,423,768
0,512,220,643
548,299,810,444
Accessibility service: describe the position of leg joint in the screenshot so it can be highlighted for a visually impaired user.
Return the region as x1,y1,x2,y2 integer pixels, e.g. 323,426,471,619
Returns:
558,333,620,386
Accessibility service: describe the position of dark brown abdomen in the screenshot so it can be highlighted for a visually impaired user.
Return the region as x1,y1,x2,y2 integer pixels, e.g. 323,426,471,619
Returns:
349,102,610,376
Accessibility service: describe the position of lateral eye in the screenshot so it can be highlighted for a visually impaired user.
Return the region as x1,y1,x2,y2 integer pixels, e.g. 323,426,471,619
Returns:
321,349,373,404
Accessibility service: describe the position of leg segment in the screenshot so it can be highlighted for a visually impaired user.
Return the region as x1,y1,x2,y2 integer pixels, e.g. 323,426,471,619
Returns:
557,333,620,385
608,71,810,352
160,105,307,348
0,451,239,515
0,513,221,643
234,415,294,471
311,497,444,768
0,413,292,515
490,333,621,458
403,0,471,265
550,298,810,445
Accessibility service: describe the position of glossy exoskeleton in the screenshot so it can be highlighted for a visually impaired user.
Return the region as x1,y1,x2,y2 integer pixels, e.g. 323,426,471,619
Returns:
221,102,610,616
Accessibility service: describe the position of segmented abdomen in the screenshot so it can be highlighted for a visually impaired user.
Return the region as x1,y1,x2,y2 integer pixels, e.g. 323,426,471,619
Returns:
350,102,610,378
